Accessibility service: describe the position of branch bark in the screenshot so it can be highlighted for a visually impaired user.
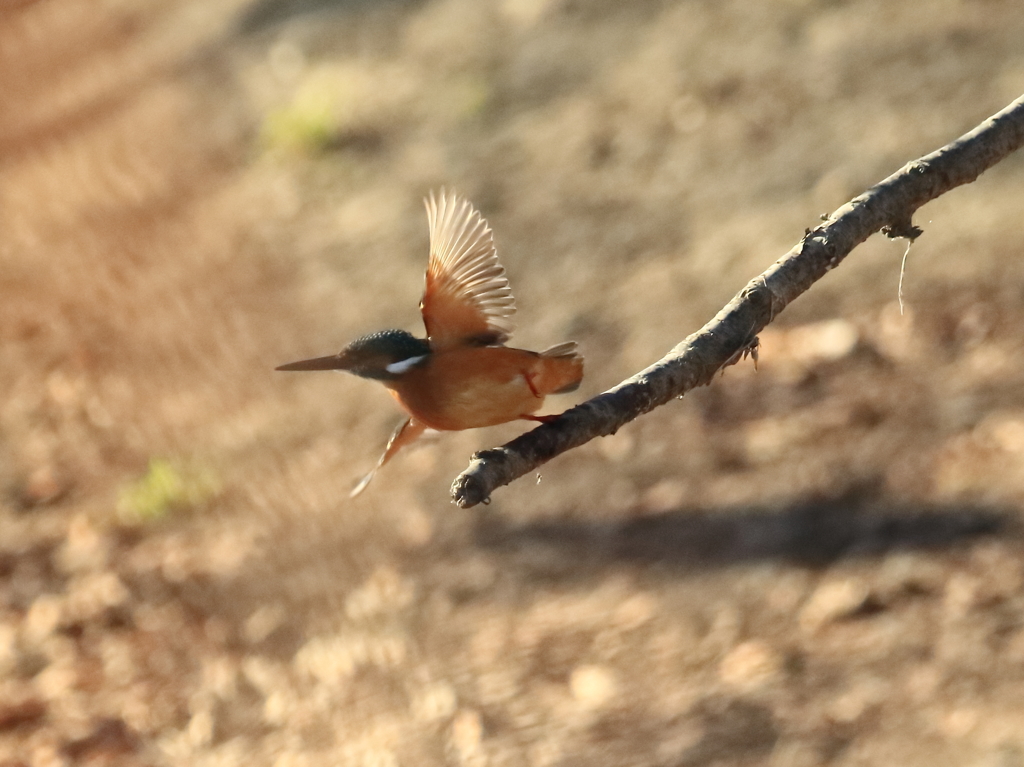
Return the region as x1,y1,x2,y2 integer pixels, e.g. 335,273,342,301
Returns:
451,94,1024,509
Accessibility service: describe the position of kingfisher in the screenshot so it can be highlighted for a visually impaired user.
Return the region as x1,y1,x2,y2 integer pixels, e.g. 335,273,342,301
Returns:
277,189,584,497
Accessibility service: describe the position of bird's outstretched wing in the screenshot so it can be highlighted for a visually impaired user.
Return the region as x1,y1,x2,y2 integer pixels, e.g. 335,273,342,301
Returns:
420,189,515,351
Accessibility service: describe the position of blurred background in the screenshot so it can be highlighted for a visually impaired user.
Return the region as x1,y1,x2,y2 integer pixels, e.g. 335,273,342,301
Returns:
2,0,1024,764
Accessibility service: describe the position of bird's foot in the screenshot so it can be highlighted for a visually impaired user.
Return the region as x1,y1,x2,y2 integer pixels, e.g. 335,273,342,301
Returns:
520,413,559,423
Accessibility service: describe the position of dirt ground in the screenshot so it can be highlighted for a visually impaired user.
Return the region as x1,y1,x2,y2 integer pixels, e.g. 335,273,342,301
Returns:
3,0,1024,765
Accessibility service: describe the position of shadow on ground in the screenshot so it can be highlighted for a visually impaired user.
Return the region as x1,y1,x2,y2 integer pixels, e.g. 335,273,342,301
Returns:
472,495,1009,575
234,0,425,35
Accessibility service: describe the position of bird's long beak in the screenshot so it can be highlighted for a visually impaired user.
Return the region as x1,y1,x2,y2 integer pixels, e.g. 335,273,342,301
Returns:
275,354,348,372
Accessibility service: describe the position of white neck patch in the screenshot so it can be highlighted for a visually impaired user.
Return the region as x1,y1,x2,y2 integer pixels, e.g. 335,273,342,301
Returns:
385,354,428,375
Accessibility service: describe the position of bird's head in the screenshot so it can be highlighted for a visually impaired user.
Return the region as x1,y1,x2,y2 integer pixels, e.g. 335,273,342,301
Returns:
276,329,431,380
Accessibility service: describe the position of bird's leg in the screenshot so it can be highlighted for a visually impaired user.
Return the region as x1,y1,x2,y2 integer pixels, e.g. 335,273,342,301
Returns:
350,418,427,498
524,370,542,398
521,371,558,422
520,413,559,423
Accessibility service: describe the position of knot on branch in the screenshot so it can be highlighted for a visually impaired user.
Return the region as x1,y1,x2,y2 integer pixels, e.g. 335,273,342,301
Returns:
882,215,923,241
740,276,783,326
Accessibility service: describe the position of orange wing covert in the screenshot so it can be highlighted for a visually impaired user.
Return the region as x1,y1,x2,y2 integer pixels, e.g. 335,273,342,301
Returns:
420,190,516,351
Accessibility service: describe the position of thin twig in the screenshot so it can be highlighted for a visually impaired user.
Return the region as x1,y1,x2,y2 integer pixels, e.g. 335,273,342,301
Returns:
897,239,913,315
451,94,1024,508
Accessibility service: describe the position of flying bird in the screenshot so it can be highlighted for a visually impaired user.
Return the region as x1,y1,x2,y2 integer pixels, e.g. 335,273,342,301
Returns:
277,189,584,496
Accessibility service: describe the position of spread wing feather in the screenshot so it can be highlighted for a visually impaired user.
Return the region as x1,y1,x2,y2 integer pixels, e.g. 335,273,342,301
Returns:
420,189,516,350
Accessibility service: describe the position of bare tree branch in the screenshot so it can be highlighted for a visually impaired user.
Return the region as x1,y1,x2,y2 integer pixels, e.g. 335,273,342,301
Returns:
451,94,1024,509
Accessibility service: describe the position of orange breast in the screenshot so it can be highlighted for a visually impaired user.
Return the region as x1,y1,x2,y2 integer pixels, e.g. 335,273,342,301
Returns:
385,346,577,431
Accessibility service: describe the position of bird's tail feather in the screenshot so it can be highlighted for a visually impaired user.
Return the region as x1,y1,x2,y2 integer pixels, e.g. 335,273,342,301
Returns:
537,341,583,394
539,341,579,358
